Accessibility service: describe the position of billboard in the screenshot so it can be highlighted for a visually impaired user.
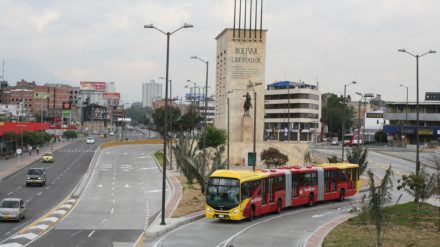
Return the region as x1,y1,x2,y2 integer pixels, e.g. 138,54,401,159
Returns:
62,102,72,110
103,92,120,100
80,81,106,91
34,92,49,100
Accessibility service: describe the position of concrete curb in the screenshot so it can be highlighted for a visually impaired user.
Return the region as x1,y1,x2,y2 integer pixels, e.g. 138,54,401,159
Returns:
72,146,102,198
145,213,205,238
305,214,353,247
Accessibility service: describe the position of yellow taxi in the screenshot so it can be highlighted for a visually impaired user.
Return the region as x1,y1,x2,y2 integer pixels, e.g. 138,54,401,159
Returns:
42,152,54,163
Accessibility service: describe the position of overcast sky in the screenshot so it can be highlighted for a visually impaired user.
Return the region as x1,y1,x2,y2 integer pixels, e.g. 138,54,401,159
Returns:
1,0,439,104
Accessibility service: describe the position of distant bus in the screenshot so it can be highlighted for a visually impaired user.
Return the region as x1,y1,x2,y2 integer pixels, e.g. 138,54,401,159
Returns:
343,132,363,146
205,163,359,221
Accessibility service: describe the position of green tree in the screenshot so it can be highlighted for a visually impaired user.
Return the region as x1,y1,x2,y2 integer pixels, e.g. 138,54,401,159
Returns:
125,105,153,126
352,166,394,247
322,94,355,139
374,130,387,143
152,106,182,136
260,147,289,168
63,130,78,140
303,148,312,166
397,167,436,207
327,155,339,163
177,106,202,134
347,146,368,174
197,127,227,174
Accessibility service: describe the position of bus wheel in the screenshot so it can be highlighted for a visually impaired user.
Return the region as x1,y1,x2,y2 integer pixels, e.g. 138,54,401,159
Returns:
308,194,314,207
276,199,282,214
339,189,345,201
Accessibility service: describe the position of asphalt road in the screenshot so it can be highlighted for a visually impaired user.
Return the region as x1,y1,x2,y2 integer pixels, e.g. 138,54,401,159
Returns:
29,144,165,247
146,146,438,247
0,139,102,242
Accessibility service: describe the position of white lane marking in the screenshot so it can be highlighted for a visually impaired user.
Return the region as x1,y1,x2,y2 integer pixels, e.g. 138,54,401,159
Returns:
60,204,73,209
136,156,152,159
312,212,333,218
121,169,131,172
16,186,22,190
110,208,114,214
140,167,157,170
30,224,49,230
112,199,115,204
42,216,59,223
11,233,38,240
124,184,130,188
88,230,95,238
66,199,76,203
97,184,103,188
101,218,107,224
147,190,162,193
25,198,32,203
53,210,67,215
7,191,13,196
0,242,23,247
36,192,42,196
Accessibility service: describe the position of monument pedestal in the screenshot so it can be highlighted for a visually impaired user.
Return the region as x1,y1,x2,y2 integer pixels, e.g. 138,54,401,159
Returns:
241,115,253,142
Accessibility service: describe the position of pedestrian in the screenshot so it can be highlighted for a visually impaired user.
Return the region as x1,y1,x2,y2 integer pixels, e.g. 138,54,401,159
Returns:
29,145,33,155
36,145,40,155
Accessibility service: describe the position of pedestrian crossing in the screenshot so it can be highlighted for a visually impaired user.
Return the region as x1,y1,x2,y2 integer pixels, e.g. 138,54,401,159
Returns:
58,149,96,153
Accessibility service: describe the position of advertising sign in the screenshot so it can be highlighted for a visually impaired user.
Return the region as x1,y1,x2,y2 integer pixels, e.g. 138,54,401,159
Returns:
103,93,120,100
62,110,71,117
366,113,384,118
80,81,106,91
62,102,71,110
34,92,49,100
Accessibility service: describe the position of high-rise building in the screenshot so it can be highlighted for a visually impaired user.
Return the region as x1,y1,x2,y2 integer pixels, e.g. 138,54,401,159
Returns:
142,80,162,108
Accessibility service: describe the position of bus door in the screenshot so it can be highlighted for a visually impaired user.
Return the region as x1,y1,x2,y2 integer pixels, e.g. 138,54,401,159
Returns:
268,177,274,203
292,172,299,205
345,169,352,189
261,178,267,205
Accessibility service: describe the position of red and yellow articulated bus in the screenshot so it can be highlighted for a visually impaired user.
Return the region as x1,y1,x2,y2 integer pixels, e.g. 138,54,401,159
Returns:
205,163,359,221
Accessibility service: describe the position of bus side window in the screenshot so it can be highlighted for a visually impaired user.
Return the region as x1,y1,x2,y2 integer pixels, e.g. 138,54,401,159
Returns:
241,182,250,200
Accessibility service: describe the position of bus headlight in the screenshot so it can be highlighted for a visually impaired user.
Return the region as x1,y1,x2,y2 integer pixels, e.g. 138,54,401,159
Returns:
206,207,213,213
231,208,238,214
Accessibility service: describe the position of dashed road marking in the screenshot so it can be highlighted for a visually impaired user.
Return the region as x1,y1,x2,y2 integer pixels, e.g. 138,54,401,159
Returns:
29,225,49,231
11,233,38,240
0,242,23,247
42,216,59,223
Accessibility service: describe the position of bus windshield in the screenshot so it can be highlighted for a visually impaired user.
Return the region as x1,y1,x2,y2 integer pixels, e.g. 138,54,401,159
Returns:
206,177,240,210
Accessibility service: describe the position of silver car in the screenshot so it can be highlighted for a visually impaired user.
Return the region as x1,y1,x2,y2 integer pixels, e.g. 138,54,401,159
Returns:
0,198,26,222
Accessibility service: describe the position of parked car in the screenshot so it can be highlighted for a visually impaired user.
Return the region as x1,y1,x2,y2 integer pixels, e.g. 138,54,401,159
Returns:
86,137,95,144
331,137,339,145
25,168,46,187
0,198,26,222
108,131,115,136
42,152,54,163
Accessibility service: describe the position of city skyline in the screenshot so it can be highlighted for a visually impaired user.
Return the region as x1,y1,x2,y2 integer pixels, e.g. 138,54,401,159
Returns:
1,0,440,104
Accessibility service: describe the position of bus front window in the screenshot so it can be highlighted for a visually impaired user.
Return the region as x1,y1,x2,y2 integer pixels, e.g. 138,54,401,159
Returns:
207,178,240,210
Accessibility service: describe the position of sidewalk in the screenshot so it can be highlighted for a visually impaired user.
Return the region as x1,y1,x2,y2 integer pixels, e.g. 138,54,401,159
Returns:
145,156,204,239
0,140,73,181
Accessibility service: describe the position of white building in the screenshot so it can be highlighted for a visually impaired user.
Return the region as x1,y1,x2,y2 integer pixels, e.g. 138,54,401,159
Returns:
142,80,162,108
264,81,321,142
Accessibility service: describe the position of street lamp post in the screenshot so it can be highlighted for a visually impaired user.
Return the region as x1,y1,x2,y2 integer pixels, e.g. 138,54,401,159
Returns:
247,81,262,171
398,48,436,181
399,84,409,147
355,92,363,146
160,77,174,170
341,81,357,163
191,56,209,178
144,22,193,225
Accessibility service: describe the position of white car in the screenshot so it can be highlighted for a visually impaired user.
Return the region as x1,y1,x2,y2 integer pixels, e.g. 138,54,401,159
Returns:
108,131,115,136
86,137,95,144
0,198,26,222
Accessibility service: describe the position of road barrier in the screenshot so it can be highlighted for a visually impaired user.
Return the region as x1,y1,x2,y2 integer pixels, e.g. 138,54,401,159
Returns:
100,139,175,149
